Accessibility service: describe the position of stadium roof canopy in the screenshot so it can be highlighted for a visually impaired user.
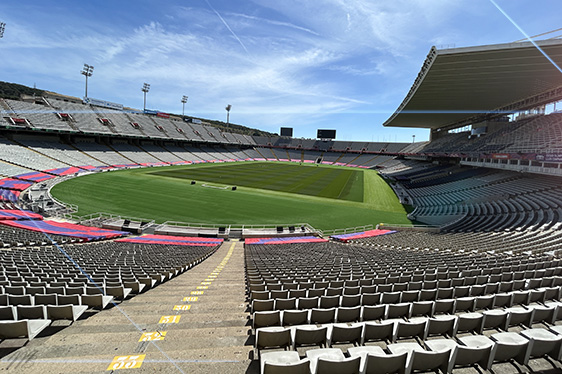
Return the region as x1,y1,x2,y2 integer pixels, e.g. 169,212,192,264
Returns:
384,39,562,130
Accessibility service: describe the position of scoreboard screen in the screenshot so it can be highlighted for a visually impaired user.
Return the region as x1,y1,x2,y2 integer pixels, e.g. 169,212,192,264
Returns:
317,129,336,139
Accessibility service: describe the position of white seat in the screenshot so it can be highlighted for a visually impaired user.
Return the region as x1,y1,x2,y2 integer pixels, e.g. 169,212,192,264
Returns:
260,351,310,374
0,319,51,340
46,304,88,322
520,328,562,361
490,331,532,365
305,347,346,374
349,346,408,374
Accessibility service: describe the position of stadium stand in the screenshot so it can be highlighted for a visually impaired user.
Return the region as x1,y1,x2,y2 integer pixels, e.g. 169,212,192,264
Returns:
0,38,562,373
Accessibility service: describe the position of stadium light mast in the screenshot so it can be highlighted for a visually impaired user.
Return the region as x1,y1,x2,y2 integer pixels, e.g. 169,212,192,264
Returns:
412,134,416,143
181,95,188,117
225,104,232,127
142,83,150,112
81,64,94,99
0,23,6,38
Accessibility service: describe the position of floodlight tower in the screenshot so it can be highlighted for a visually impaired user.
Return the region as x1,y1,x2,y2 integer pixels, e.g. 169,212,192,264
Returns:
0,23,6,38
81,64,94,99
412,134,416,143
225,104,232,126
142,83,150,111
181,95,188,117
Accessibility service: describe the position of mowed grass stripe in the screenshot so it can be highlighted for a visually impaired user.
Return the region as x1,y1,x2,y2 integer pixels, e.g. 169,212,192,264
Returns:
152,162,363,202
51,162,411,230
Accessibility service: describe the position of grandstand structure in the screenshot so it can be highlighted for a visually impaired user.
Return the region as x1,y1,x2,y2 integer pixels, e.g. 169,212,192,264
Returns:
0,39,561,373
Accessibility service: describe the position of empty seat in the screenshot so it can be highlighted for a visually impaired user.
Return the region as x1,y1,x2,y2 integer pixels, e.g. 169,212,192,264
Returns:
46,304,88,322
292,325,328,349
306,348,359,374
260,351,310,374
16,305,46,319
281,310,307,327
348,346,408,374
253,311,281,329
0,319,51,340
329,323,363,347
520,328,562,361
363,321,395,344
80,294,113,309
255,327,292,357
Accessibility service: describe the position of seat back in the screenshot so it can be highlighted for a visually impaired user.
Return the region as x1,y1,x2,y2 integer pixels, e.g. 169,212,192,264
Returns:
263,358,310,374
364,351,408,374
316,356,360,374
294,326,327,348
330,324,363,346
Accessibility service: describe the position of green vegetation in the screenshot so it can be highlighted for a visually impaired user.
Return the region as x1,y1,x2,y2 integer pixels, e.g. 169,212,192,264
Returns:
0,81,44,100
51,162,411,231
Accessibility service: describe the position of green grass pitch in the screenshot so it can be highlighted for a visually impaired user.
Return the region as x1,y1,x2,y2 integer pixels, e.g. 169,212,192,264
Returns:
51,162,411,231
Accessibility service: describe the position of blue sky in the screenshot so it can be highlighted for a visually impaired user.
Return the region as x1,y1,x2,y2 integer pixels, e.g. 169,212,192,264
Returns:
1,1,561,142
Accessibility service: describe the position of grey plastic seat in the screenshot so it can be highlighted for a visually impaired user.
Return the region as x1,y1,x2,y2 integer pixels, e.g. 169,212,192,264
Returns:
506,307,533,328
80,294,113,309
104,286,132,300
426,336,494,372
362,305,386,322
530,305,556,325
319,295,340,309
310,308,336,324
255,327,292,355
0,319,51,340
16,305,46,319
336,306,361,323
260,351,310,374
482,309,509,331
253,311,281,329
316,355,360,374
252,299,275,313
455,312,484,335
46,304,88,322
363,321,395,344
329,323,363,347
425,315,456,339
8,294,33,306
33,293,57,306
394,319,427,342
410,301,434,318
490,331,532,365
348,346,408,374
57,294,81,306
305,348,351,374
388,342,450,374
292,325,328,349
282,310,307,326
387,303,410,319
520,328,562,361
298,297,319,310
0,305,17,320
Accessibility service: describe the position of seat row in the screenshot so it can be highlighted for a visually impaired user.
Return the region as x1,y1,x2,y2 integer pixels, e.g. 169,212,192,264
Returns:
258,324,562,373
253,299,562,330
248,278,560,303
0,304,88,322
250,286,561,314
0,293,114,309
247,268,562,291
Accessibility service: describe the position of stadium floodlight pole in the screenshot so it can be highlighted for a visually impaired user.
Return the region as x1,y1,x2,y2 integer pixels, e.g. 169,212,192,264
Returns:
412,134,416,143
142,83,150,111
0,22,5,38
225,104,232,127
181,95,188,117
80,64,94,99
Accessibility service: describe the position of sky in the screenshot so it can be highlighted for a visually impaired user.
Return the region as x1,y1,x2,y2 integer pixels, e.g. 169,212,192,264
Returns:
1,1,561,142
